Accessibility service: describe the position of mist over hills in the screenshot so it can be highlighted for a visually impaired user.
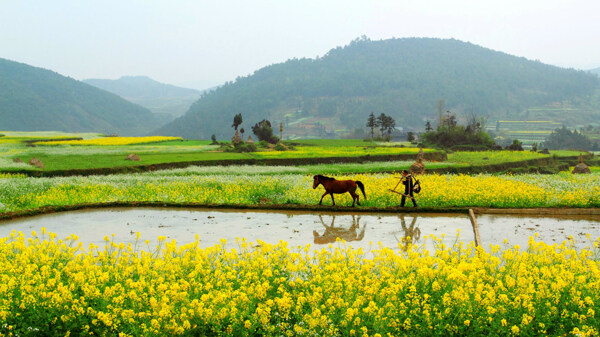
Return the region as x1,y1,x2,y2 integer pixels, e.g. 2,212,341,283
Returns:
156,37,600,140
83,76,202,119
590,67,600,76
0,58,166,136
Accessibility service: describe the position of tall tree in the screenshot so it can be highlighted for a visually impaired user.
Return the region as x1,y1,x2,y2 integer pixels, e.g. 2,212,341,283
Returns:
385,115,396,137
466,111,484,133
437,99,445,126
441,110,457,128
366,112,377,139
232,113,243,131
377,113,387,137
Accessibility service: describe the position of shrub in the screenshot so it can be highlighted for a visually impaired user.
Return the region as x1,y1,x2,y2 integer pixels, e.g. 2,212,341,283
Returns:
237,143,257,152
222,142,257,153
252,120,279,144
421,125,495,150
505,139,524,151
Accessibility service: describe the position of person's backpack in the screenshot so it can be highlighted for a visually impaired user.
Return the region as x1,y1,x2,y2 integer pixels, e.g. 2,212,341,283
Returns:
413,179,421,194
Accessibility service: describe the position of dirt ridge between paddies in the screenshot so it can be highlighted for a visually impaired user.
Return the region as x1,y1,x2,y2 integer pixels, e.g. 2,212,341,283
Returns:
1,201,599,221
2,152,447,177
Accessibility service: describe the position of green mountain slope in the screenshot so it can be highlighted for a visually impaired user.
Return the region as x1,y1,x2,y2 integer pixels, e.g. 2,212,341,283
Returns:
83,76,202,119
590,67,600,76
156,37,600,139
0,58,167,136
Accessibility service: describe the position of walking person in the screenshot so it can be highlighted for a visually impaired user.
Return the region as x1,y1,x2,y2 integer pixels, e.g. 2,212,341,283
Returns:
400,170,418,207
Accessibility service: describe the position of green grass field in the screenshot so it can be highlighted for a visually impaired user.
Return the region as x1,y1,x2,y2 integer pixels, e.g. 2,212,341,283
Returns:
0,133,432,172
0,132,587,173
285,139,413,147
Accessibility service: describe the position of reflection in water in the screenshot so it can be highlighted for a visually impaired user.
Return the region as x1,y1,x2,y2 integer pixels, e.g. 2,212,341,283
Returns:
1,207,599,252
394,215,421,251
313,215,366,244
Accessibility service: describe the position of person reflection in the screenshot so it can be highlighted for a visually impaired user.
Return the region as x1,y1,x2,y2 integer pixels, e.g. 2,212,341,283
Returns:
394,215,421,251
313,214,366,244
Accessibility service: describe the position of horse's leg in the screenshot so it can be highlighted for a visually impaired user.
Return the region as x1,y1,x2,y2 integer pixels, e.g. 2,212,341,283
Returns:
319,191,328,205
350,187,360,206
330,193,335,206
348,191,357,207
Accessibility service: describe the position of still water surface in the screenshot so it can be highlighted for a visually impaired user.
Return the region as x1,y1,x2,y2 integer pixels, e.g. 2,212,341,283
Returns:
1,208,599,252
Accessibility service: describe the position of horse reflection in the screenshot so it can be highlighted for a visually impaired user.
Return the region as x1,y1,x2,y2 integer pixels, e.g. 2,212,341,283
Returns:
393,215,421,251
313,215,366,244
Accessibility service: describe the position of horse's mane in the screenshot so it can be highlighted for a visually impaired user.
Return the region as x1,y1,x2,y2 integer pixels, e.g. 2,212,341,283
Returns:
315,174,335,181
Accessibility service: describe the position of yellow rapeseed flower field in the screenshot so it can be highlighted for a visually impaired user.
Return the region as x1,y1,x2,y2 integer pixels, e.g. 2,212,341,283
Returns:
0,231,598,336
1,172,599,213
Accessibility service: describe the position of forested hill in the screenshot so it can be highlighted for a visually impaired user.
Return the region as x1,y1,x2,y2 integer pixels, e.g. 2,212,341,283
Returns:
83,76,202,119
0,58,166,136
156,37,600,139
591,67,600,76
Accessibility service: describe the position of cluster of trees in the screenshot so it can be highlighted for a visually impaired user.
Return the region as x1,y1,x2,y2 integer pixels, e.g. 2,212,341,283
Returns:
542,126,599,151
230,113,278,144
420,111,495,150
213,113,280,152
366,112,396,140
251,120,279,144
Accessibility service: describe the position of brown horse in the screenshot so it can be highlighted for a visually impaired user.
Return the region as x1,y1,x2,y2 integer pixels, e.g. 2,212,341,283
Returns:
313,175,366,207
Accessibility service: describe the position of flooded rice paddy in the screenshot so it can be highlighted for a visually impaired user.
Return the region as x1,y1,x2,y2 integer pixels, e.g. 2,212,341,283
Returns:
1,208,600,252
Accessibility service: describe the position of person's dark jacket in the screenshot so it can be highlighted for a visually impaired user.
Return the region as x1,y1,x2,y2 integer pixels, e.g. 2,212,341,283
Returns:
402,174,414,194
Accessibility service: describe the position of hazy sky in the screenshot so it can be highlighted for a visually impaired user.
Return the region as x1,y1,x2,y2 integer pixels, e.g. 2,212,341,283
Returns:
1,0,599,90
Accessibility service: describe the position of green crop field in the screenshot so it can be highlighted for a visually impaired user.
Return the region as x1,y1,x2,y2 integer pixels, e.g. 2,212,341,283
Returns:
0,133,435,173
0,132,585,174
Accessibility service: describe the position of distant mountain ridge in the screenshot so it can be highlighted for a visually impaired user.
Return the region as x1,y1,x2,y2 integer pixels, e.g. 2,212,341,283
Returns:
590,67,600,76
156,37,600,139
0,58,167,135
83,76,202,118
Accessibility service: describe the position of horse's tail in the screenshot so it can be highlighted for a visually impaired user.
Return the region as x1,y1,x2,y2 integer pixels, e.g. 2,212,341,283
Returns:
356,181,366,200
